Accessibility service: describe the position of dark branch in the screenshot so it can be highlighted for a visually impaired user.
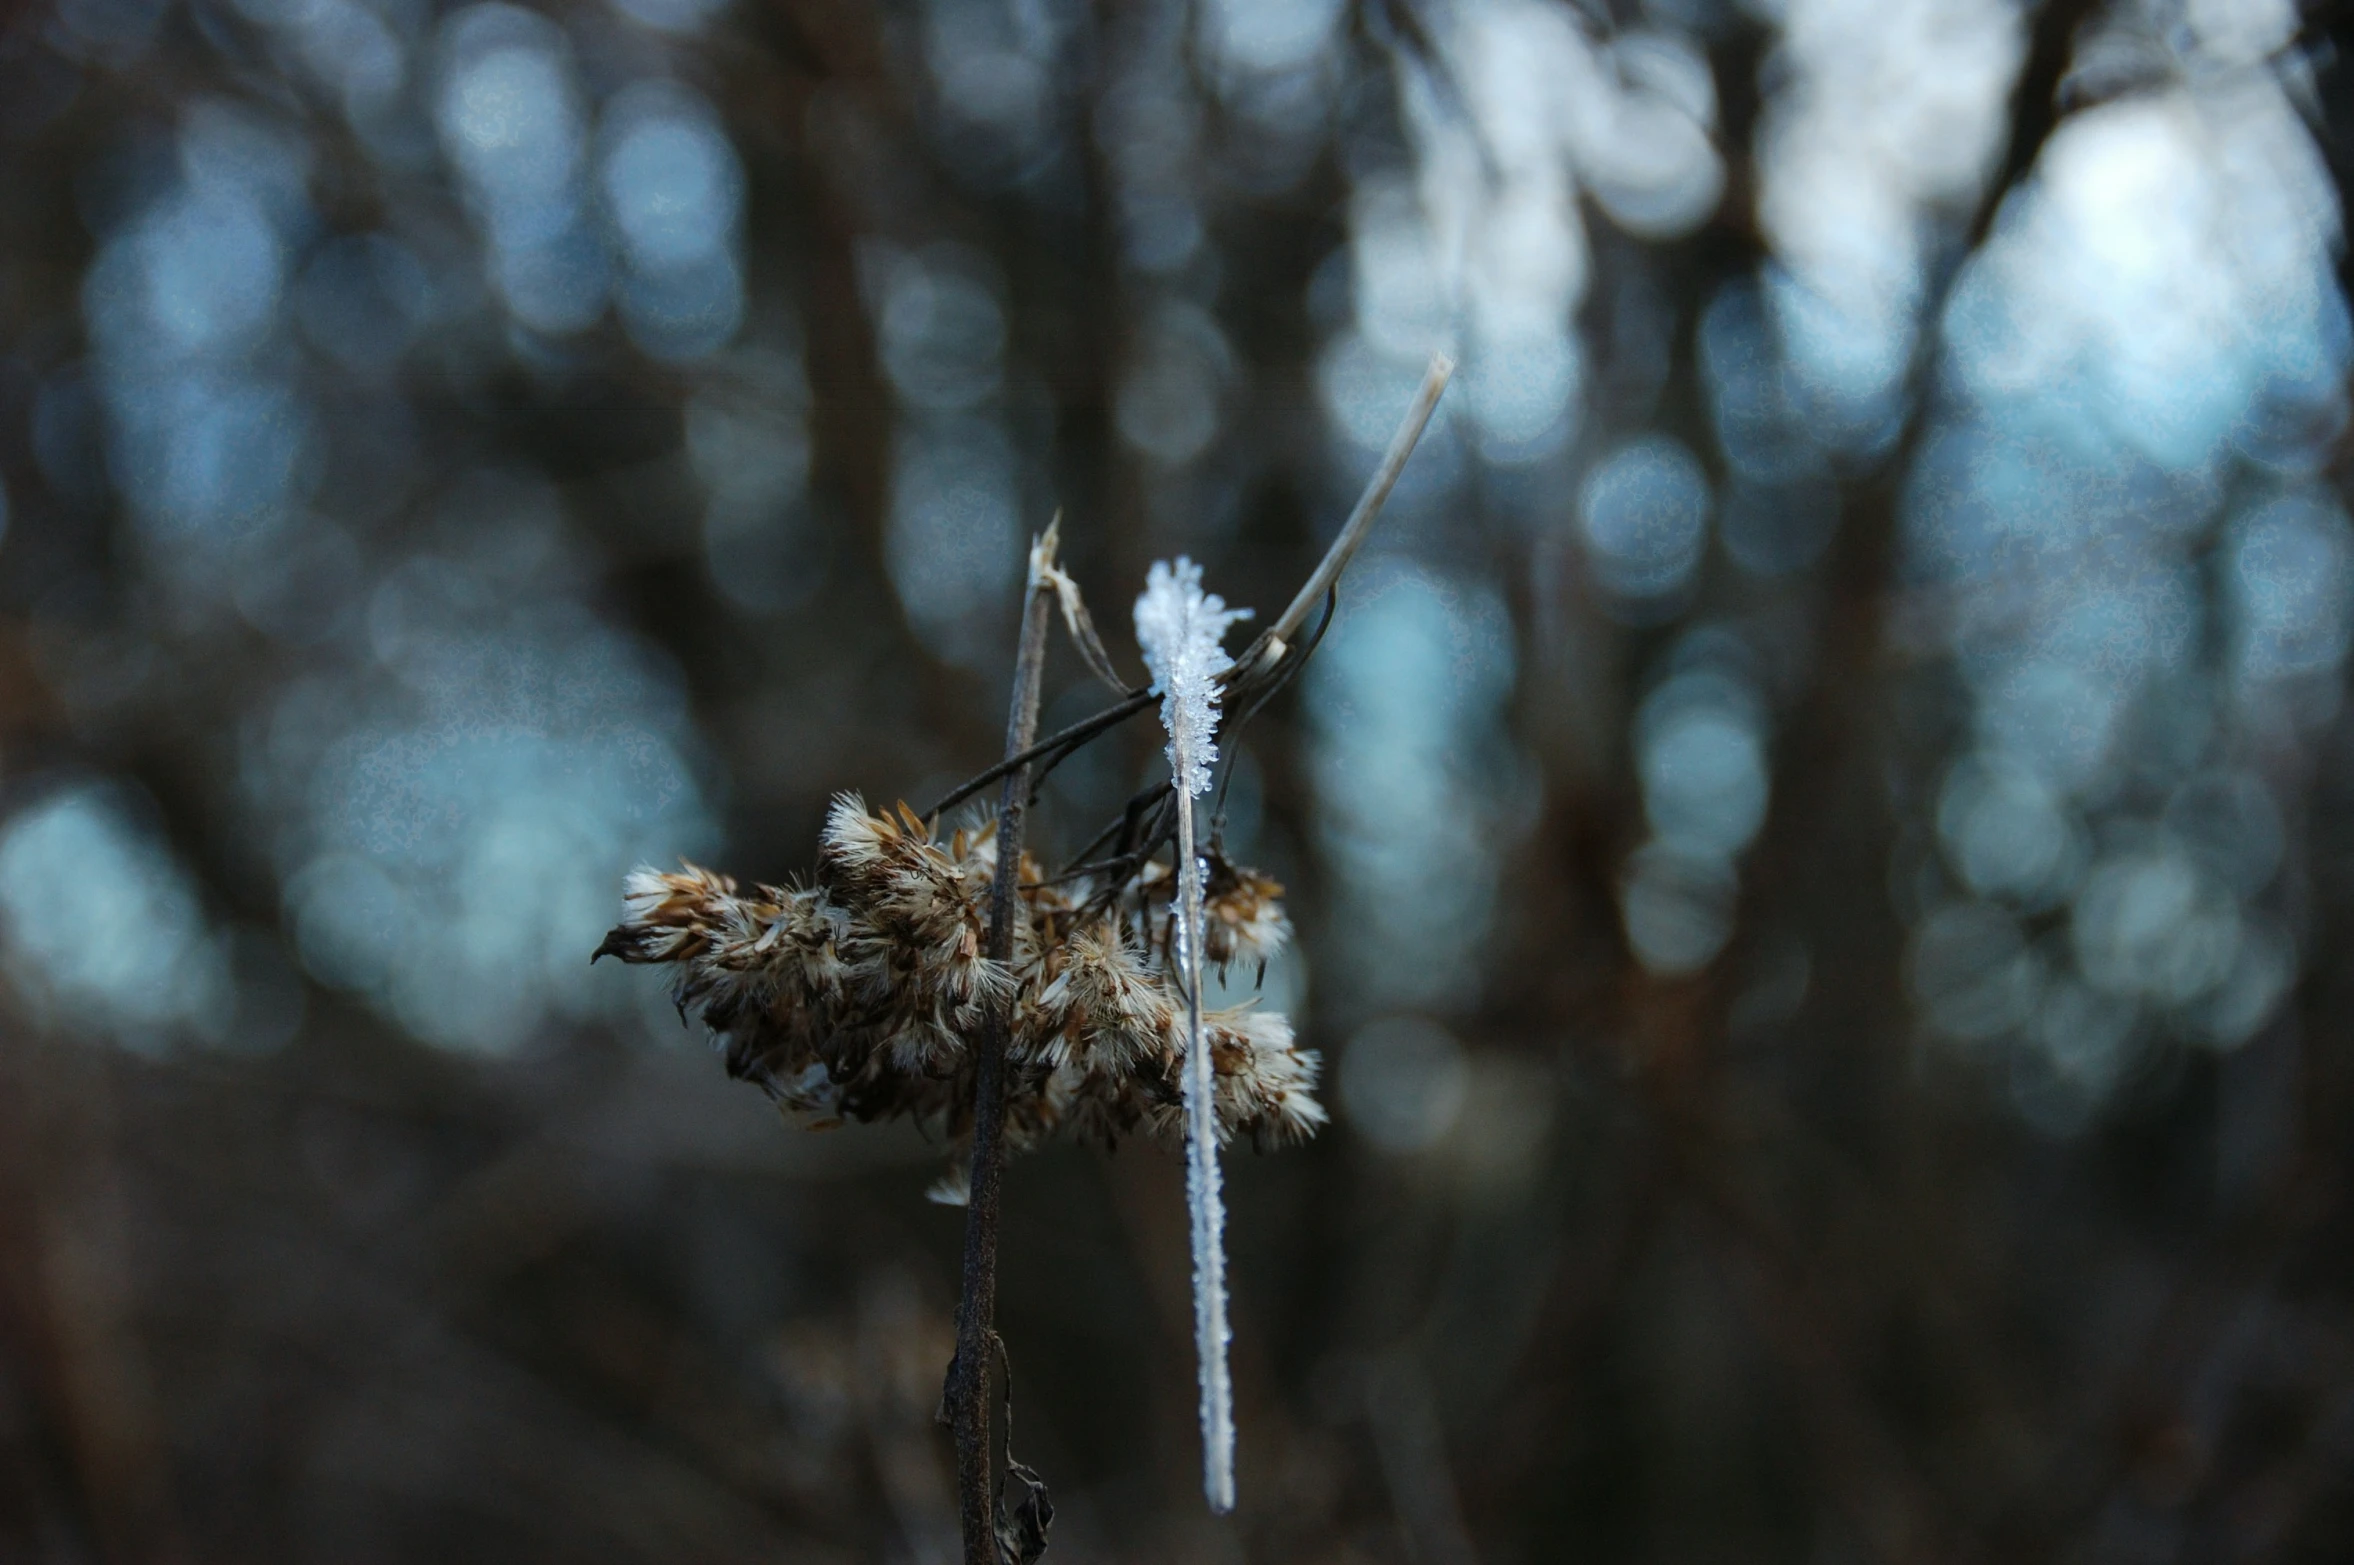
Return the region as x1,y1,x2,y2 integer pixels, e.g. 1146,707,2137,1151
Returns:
1961,0,2104,253
944,523,1060,1565
925,687,1155,820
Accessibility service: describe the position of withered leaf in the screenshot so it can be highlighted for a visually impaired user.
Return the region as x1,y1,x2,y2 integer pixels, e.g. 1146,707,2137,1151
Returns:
990,1330,1054,1563
1040,561,1130,695
994,1456,1053,1565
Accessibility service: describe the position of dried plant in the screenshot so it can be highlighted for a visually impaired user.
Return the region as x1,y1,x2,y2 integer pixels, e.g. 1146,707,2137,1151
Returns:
592,800,1326,1181
594,355,1452,1562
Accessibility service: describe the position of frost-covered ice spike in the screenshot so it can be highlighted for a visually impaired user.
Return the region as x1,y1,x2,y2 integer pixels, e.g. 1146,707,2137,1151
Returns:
1133,558,1250,800
1175,840,1233,1511
1134,555,1249,1513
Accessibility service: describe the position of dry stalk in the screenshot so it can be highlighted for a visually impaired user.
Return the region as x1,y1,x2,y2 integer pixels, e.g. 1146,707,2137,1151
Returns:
1261,354,1455,650
944,520,1061,1565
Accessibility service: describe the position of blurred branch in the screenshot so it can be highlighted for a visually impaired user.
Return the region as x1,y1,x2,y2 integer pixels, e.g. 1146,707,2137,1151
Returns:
1962,0,2105,252
1563,11,2137,1556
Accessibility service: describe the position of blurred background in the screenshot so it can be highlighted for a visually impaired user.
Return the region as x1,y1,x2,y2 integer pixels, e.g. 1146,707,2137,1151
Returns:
2,0,2352,1558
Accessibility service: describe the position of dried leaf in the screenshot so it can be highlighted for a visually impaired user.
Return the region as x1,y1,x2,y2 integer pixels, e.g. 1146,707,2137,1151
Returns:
1041,561,1130,694
992,1332,1055,1563
995,1456,1054,1565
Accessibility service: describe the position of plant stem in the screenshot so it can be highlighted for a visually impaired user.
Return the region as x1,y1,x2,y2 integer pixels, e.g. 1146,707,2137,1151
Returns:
1262,352,1454,648
924,685,1154,820
932,352,1454,839
947,520,1061,1565
940,353,1454,1543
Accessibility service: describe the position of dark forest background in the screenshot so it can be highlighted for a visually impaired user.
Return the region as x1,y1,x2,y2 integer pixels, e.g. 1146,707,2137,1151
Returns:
5,0,2354,1559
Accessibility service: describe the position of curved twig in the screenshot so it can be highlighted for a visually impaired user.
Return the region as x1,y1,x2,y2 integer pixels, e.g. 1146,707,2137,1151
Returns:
1258,352,1453,651
1210,585,1337,829
925,687,1155,820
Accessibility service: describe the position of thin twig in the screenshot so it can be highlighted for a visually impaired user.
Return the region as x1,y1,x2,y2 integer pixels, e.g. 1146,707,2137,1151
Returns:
1053,584,1338,880
938,352,1451,861
924,687,1155,820
1087,791,1179,890
1038,858,1123,887
1058,782,1168,879
1052,349,1450,912
1256,351,1453,652
1219,584,1334,774
945,520,1061,1565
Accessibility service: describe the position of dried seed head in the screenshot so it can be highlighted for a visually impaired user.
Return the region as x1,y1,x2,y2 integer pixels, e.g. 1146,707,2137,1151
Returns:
1132,1005,1324,1148
595,803,1323,1175
824,796,1007,1045
1004,1059,1080,1153
818,793,914,884
596,863,846,1055
926,1163,973,1207
593,863,744,966
1027,923,1174,1069
1060,1062,1172,1151
1205,1005,1327,1146
1201,861,1291,971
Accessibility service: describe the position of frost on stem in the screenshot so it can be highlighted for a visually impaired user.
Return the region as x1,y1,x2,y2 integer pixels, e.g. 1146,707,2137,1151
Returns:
1134,557,1250,798
1134,556,1251,1514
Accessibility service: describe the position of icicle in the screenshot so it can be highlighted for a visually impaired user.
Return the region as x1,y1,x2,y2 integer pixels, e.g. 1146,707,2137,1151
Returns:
1133,557,1250,1513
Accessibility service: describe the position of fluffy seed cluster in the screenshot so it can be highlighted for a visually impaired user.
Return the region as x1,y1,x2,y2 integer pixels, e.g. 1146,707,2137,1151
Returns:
595,796,1324,1193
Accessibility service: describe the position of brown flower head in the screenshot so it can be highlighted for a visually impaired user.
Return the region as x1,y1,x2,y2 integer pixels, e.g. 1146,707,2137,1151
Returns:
595,799,1323,1195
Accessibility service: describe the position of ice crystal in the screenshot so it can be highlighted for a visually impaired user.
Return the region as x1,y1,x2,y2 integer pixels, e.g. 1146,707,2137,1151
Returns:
1135,555,1250,1512
1133,558,1250,799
